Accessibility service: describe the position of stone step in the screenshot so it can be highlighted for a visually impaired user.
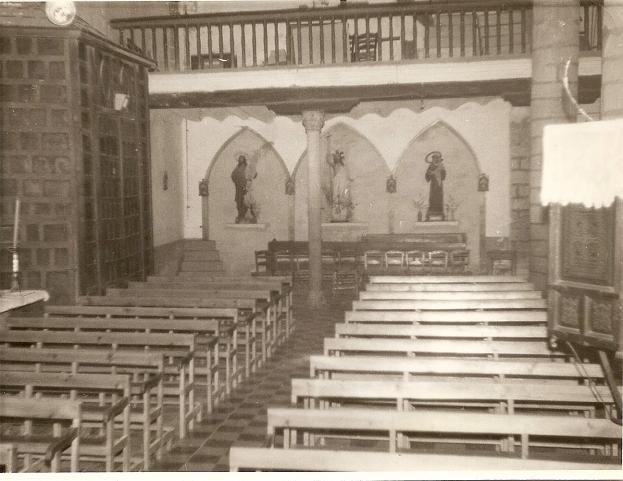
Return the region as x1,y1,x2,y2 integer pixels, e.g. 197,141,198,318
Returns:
179,260,223,272
183,250,220,261
177,270,225,278
183,239,216,251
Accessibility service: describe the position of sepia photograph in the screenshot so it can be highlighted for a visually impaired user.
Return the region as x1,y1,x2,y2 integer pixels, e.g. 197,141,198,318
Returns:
0,0,621,477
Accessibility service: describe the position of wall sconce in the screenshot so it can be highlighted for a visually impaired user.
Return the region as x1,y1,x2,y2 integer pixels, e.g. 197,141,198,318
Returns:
478,173,490,192
114,93,129,111
386,175,397,193
162,171,168,191
198,179,209,196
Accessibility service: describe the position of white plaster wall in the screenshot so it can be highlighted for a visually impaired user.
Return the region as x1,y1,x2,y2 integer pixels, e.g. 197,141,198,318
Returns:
150,110,185,246
182,98,511,240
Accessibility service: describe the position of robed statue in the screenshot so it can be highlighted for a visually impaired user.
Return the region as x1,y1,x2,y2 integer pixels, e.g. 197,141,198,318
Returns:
327,149,353,222
425,151,446,221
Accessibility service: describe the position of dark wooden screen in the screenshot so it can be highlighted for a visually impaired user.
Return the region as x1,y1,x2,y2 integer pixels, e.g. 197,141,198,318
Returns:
548,201,623,354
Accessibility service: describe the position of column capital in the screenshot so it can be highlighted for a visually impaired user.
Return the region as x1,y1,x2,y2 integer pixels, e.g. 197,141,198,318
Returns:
302,110,325,133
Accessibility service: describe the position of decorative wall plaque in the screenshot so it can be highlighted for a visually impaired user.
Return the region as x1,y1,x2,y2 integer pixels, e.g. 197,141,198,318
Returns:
198,178,209,196
560,205,615,286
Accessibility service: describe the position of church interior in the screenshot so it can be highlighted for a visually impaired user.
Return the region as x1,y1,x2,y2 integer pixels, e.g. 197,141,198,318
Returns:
0,0,622,474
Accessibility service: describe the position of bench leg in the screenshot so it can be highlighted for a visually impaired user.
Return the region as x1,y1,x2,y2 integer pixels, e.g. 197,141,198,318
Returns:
143,391,151,470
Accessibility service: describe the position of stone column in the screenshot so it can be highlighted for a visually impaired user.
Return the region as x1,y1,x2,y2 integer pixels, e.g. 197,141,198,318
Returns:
302,110,325,307
529,0,580,290
601,1,623,119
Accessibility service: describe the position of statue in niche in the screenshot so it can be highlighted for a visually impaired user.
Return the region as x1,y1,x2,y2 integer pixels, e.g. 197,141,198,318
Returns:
326,149,353,222
231,154,249,223
230,144,271,223
424,151,446,221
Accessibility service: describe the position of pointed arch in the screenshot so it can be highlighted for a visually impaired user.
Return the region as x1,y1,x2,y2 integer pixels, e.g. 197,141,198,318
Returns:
205,126,289,182
292,121,391,181
394,120,481,175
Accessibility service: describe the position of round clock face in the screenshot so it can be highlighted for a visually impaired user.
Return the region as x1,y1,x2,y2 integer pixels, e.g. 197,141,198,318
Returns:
45,0,77,26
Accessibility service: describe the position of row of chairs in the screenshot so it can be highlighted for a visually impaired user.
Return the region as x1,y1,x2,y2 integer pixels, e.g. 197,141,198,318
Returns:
255,249,469,274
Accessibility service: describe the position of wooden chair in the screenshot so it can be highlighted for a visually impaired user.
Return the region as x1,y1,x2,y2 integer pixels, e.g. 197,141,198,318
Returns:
428,250,449,274
383,251,405,271
332,268,360,298
449,249,470,273
405,250,428,274
363,250,383,272
349,32,379,62
0,397,81,472
254,250,268,273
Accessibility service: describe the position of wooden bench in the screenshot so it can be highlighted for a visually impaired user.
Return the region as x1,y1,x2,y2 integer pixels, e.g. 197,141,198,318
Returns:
366,282,536,292
228,446,617,471
78,296,274,367
290,378,619,415
0,372,131,471
43,304,259,381
309,355,605,384
266,407,621,456
352,298,547,311
359,290,543,300
12,314,242,404
0,346,170,470
334,323,548,340
0,397,80,472
344,310,548,325
323,337,562,360
0,329,203,440
137,277,294,340
367,275,528,284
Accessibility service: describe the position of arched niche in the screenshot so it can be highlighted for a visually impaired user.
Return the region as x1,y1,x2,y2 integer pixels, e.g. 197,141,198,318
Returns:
206,127,289,274
393,121,484,271
292,123,390,240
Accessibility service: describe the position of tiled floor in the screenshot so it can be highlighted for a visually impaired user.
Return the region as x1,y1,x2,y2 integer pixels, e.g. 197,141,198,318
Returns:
150,284,353,472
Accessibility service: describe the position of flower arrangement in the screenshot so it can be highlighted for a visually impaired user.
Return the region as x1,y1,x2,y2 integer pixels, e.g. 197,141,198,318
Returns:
445,195,459,221
413,195,427,221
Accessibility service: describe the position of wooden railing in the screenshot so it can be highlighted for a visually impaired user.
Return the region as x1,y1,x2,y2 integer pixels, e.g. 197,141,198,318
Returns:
111,1,602,73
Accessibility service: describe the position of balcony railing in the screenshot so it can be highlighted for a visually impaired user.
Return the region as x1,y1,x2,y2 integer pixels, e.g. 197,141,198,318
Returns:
111,0,602,73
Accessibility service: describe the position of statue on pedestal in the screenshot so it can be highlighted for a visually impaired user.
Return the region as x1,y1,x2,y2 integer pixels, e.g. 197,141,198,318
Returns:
327,149,353,222
425,151,446,221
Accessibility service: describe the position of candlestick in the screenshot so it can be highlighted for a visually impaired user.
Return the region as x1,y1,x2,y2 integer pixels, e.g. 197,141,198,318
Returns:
12,198,20,249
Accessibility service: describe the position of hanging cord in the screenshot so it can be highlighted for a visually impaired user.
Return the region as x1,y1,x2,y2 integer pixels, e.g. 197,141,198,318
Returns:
562,58,595,122
565,340,622,426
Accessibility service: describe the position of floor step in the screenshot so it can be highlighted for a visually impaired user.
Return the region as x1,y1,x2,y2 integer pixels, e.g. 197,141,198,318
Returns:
177,270,225,278
183,250,220,261
183,239,216,250
180,260,223,272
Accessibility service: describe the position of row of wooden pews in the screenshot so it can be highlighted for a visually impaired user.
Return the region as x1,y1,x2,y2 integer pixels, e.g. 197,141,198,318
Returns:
230,275,622,472
0,274,294,472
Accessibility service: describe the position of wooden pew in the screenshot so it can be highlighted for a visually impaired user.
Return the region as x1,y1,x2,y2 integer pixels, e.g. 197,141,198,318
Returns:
323,337,562,360
0,397,80,472
8,314,240,403
290,378,619,415
366,282,536,292
0,329,203,440
266,407,621,456
352,299,547,311
367,275,529,284
0,372,131,471
344,310,547,325
334,323,548,340
359,291,543,300
78,296,273,367
309,355,605,384
0,347,170,470
135,277,294,340
228,446,618,471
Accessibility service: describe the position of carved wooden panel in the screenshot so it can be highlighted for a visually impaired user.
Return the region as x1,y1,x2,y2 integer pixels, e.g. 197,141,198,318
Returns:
559,294,581,328
560,205,614,286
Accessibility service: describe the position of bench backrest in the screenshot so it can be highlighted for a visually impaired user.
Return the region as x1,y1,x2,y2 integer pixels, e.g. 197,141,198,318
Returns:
366,283,535,292
291,378,618,405
323,337,559,357
1,371,130,393
148,275,293,287
352,299,547,310
107,288,272,302
78,296,256,309
344,310,547,324
368,275,527,284
266,407,620,440
0,395,81,422
309,355,604,380
359,291,543,300
334,323,548,339
136,280,285,292
45,305,238,320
